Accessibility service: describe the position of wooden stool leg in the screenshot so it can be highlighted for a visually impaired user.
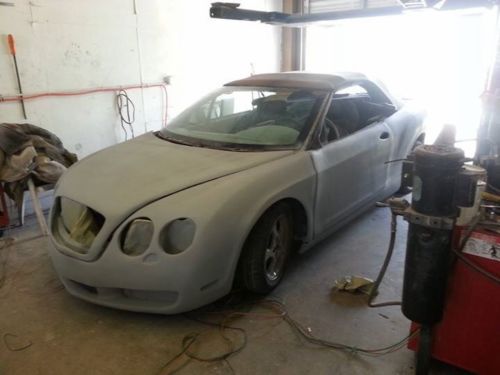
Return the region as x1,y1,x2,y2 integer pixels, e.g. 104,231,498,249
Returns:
27,178,49,236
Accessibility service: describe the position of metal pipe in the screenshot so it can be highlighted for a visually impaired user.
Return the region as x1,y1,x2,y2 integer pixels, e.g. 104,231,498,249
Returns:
7,34,27,119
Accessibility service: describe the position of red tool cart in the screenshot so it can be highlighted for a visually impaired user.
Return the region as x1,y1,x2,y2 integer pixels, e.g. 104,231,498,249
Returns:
408,225,500,374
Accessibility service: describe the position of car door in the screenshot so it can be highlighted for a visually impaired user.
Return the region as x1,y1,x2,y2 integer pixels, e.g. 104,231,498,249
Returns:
310,92,393,236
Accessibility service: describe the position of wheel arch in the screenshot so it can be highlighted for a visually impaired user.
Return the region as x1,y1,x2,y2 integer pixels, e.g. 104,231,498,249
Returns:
233,196,309,289
245,197,309,245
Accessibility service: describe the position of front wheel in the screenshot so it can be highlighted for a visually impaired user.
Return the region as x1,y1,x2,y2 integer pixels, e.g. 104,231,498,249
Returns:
238,203,293,294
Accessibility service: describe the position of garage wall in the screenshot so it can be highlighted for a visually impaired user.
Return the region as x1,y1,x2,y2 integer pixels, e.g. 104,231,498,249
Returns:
0,0,282,158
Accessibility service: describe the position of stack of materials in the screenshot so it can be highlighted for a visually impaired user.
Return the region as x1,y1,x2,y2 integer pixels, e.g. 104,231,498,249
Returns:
0,123,77,210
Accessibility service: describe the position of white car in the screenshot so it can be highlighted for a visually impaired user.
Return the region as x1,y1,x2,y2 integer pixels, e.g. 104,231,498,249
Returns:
48,72,425,314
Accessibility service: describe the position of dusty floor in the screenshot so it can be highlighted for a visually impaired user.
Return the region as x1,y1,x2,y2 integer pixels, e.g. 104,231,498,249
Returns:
0,207,468,375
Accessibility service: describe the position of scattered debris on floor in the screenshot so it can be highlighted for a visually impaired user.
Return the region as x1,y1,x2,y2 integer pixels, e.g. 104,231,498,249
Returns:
332,275,375,295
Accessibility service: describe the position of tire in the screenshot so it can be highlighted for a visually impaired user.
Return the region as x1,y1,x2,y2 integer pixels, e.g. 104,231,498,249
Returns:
238,203,293,294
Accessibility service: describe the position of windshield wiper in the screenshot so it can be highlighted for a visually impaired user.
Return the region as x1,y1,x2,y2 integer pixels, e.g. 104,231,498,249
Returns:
156,132,199,147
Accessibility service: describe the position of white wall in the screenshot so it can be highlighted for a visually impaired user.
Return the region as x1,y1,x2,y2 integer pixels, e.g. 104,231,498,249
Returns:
0,0,282,157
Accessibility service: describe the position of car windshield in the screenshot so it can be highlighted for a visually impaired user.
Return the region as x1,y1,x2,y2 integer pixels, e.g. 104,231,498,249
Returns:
158,86,327,150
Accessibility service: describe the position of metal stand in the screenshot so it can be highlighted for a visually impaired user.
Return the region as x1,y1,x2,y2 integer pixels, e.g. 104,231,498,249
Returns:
27,178,49,236
416,325,433,375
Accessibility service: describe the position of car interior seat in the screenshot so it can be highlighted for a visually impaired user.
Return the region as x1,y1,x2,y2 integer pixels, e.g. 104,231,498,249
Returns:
328,99,360,136
257,100,288,123
232,99,288,133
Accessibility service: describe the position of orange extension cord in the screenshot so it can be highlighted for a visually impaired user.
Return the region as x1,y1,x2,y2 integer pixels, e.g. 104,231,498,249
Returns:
0,83,169,127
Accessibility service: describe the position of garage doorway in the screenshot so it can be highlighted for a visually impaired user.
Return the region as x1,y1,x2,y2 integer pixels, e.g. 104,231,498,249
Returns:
305,8,498,156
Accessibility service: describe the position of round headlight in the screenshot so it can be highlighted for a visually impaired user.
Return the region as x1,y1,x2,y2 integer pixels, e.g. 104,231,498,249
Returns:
120,218,154,256
159,218,196,254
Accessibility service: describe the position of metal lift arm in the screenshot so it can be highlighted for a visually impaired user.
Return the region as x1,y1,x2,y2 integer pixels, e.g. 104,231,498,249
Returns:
210,1,499,27
209,3,290,24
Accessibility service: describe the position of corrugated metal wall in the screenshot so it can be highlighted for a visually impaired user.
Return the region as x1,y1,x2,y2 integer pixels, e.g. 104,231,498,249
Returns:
308,0,400,13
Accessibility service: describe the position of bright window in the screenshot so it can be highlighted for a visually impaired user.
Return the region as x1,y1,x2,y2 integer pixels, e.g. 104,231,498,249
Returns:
306,8,498,156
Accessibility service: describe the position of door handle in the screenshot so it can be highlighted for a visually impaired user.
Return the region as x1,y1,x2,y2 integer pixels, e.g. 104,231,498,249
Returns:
379,131,390,140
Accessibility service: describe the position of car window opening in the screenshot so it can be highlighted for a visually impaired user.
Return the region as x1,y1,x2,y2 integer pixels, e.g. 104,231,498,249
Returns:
320,84,397,145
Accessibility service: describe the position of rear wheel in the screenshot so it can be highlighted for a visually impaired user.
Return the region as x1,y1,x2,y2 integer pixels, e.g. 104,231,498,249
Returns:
238,203,293,294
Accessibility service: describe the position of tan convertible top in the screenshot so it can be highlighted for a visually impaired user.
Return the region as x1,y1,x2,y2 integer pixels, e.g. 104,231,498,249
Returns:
225,71,402,108
224,72,369,90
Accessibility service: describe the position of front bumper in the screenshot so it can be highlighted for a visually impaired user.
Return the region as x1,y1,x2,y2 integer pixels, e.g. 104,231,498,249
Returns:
49,235,231,314
48,190,243,314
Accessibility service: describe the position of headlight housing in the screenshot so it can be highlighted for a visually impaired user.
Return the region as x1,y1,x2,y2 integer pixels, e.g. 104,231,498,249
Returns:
120,218,154,256
159,218,196,254
53,197,105,254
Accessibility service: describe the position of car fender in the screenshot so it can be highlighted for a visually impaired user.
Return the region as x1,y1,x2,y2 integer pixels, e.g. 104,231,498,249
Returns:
205,150,316,288
143,150,316,294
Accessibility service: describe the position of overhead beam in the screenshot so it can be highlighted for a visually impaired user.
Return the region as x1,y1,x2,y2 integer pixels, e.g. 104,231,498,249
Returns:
210,1,499,27
209,2,289,23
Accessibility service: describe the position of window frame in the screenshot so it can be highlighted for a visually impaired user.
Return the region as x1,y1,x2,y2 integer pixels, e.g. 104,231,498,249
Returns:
160,86,330,152
307,79,397,149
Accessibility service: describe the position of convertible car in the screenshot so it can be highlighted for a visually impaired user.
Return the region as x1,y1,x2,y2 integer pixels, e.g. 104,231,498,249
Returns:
48,72,425,314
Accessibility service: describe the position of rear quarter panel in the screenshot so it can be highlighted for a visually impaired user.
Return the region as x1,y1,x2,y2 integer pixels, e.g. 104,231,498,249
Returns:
385,102,426,192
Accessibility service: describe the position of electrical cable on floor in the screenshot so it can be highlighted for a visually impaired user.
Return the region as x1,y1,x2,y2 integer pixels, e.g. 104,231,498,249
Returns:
264,299,418,356
159,296,420,374
116,89,136,140
158,313,247,375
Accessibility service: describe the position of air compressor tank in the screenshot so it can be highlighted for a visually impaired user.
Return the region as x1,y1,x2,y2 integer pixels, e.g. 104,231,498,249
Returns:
402,144,464,324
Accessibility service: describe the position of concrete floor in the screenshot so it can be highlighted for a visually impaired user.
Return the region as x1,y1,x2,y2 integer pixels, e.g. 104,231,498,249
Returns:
0,207,469,375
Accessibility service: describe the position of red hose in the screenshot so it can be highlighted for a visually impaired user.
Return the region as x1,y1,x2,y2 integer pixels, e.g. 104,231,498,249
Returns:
0,82,169,127
0,83,166,102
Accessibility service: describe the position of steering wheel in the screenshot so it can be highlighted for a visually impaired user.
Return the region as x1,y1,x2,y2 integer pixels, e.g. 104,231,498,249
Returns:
324,118,340,142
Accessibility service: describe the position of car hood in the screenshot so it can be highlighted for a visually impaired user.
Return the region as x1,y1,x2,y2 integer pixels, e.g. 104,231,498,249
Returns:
56,132,294,222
